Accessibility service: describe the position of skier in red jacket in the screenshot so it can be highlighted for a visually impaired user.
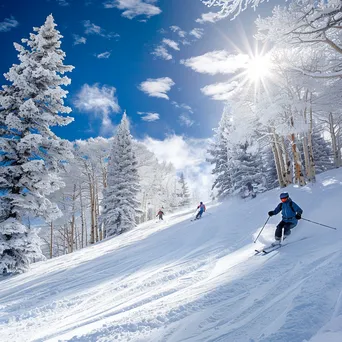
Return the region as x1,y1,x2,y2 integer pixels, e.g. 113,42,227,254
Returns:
156,208,164,221
195,202,206,220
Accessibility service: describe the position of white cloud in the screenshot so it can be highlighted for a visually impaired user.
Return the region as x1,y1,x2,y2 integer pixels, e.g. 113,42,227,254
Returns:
181,50,249,75
96,51,111,59
151,38,180,61
201,80,239,101
152,26,201,57
142,135,213,201
180,39,191,46
179,114,195,127
170,25,186,38
0,16,18,32
162,38,180,51
158,28,167,34
196,12,223,24
137,112,160,122
73,34,87,45
74,84,120,134
104,0,161,19
139,77,175,100
56,0,69,6
83,20,119,39
172,101,193,113
152,45,172,60
190,28,204,40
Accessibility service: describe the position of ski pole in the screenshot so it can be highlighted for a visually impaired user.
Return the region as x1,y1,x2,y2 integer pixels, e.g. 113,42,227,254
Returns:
302,218,337,231
254,216,270,243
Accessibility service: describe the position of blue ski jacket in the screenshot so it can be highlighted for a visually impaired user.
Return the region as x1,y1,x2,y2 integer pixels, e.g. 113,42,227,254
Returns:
272,199,303,224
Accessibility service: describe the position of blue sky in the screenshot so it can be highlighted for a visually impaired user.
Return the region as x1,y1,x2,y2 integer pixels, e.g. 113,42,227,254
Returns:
0,0,276,195
0,0,276,141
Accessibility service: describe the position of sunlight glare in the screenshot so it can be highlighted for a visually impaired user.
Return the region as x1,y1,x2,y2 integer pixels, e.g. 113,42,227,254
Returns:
246,54,271,83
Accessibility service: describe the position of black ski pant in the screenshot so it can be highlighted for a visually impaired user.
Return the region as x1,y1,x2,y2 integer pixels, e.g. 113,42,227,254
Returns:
275,221,296,240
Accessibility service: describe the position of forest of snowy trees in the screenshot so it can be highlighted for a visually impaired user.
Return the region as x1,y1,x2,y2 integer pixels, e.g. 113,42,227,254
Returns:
0,15,192,273
208,0,342,199
1,0,341,274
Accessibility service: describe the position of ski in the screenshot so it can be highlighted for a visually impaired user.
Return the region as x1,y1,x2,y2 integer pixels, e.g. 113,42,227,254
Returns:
255,236,309,255
255,243,281,255
262,244,282,254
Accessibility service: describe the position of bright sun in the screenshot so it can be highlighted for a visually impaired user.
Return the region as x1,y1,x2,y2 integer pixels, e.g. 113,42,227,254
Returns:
246,54,271,83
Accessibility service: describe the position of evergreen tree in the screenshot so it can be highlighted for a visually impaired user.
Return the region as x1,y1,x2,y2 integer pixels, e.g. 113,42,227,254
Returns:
261,145,279,190
100,112,140,236
231,141,266,198
312,128,334,174
178,172,191,206
0,15,74,273
207,107,234,199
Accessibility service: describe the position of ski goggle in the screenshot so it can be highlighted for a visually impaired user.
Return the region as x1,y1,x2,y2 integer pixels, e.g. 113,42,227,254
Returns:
281,197,288,202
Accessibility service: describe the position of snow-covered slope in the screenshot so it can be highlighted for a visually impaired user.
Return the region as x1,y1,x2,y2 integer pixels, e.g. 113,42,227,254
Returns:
1,170,342,342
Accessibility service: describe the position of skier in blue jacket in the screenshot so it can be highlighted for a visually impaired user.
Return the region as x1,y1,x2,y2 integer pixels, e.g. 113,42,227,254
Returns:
268,192,303,241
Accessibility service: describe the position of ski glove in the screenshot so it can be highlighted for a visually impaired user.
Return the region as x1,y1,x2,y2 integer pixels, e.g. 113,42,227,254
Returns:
295,213,301,220
268,211,274,216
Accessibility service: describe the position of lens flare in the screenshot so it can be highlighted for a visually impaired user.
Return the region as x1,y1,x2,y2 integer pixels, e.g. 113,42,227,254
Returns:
246,54,271,83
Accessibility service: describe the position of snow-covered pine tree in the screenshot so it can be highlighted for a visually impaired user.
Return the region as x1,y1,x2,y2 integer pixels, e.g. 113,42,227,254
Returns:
100,112,140,236
261,145,278,190
231,141,266,198
207,107,234,199
178,172,191,206
0,15,74,273
312,127,334,174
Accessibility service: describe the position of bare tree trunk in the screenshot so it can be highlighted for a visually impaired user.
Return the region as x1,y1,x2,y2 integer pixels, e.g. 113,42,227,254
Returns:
75,223,79,251
308,104,316,182
70,184,77,253
274,130,287,186
337,124,341,167
291,133,306,186
87,172,95,244
272,137,286,188
100,158,107,189
79,184,85,249
301,91,315,183
64,224,68,254
329,113,340,168
50,222,53,259
95,180,100,242
302,90,312,181
90,182,95,244
289,114,305,186
302,134,310,179
83,160,96,245
281,136,292,185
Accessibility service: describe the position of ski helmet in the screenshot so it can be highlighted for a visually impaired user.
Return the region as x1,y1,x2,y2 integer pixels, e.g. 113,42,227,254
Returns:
280,192,289,199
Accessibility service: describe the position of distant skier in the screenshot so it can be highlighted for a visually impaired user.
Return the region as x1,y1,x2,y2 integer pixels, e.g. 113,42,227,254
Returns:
245,182,256,199
195,202,206,220
156,208,164,221
268,192,303,241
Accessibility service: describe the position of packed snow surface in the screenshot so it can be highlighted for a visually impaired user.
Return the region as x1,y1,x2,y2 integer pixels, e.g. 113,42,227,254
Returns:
1,170,342,342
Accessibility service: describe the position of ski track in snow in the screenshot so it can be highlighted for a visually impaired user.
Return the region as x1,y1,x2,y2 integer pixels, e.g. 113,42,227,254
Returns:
1,171,342,342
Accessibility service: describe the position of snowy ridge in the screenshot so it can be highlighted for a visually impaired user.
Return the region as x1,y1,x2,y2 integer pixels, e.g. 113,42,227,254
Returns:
1,170,342,341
